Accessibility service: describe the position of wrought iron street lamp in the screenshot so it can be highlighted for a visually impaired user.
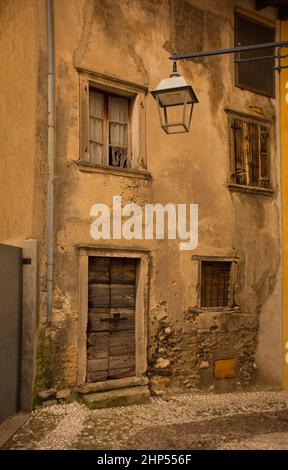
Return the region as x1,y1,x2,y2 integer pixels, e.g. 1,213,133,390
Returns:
152,40,288,134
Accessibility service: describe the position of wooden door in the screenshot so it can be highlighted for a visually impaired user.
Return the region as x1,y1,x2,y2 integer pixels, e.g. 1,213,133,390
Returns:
87,257,136,382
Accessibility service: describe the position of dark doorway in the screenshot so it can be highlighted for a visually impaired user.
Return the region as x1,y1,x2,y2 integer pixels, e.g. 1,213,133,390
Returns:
0,244,22,424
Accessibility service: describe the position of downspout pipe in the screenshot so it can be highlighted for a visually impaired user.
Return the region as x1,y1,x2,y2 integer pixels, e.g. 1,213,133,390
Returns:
46,0,55,322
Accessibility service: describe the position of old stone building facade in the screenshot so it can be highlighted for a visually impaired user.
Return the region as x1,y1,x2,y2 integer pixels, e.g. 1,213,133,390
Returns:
0,0,286,409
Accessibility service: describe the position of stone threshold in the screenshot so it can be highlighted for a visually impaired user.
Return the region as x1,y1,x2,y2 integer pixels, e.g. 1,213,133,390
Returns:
81,386,150,410
76,377,150,410
76,376,148,395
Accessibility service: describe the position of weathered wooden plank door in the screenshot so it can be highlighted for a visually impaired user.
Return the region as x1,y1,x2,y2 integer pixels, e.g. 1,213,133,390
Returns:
87,257,136,382
0,244,22,424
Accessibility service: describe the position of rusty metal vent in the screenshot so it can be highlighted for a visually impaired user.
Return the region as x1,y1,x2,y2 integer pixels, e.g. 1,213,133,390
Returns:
214,359,236,380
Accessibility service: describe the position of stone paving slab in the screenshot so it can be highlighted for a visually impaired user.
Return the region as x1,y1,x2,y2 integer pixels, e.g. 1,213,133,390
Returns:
2,391,288,450
0,413,29,448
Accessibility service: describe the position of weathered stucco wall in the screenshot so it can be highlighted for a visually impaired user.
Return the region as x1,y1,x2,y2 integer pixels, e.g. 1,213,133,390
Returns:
0,0,49,402
1,0,282,395
39,0,282,393
0,0,40,245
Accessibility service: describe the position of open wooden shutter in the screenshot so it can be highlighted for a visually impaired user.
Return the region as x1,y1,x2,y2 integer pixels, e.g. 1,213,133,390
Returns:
250,122,260,187
259,126,270,188
232,118,246,185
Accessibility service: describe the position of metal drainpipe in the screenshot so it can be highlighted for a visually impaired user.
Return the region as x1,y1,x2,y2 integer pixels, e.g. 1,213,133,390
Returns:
46,0,55,322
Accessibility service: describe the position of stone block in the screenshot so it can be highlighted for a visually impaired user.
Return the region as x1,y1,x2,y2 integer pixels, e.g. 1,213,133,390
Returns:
82,386,150,410
38,388,57,401
199,361,209,369
155,357,170,369
56,388,71,400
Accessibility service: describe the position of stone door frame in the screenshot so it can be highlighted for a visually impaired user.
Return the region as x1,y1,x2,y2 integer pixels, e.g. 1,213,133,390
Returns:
77,246,150,386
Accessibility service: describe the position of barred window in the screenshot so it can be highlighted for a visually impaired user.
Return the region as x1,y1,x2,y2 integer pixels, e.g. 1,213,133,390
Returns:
201,261,232,308
231,117,270,189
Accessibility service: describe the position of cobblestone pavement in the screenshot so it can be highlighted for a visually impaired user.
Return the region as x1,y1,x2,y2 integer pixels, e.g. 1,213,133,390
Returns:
3,391,288,450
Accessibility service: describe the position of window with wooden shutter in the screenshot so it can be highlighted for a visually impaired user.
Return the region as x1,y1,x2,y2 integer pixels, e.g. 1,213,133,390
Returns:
235,12,275,97
230,115,270,189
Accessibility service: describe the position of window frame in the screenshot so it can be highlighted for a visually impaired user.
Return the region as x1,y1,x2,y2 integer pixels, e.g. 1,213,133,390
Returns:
89,87,132,168
200,260,232,308
234,9,276,98
226,108,274,196
192,256,238,311
78,68,148,176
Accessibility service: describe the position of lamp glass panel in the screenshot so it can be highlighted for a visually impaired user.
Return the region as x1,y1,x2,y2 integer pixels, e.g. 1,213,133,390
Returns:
165,125,188,134
158,101,193,134
157,89,191,107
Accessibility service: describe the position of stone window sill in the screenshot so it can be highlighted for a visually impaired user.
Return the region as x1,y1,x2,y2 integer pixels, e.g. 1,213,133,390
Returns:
190,306,241,314
227,183,274,197
77,160,151,180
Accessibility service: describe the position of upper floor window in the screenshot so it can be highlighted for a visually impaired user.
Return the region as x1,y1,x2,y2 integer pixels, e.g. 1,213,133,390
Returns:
235,11,275,97
229,113,271,190
78,70,147,174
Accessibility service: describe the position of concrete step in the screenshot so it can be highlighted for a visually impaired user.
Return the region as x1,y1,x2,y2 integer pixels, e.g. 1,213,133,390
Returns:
81,386,150,410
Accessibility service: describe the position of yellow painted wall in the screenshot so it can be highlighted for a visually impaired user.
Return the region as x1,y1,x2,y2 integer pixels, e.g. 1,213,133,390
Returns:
0,1,36,243
281,21,288,390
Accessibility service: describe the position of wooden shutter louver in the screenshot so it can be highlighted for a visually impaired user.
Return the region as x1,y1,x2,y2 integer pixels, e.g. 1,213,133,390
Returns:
260,126,270,188
250,122,260,187
232,119,246,185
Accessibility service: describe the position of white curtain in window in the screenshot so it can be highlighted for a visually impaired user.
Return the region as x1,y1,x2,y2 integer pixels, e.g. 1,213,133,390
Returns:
90,118,103,144
109,123,128,147
90,91,104,118
90,142,102,164
108,97,128,148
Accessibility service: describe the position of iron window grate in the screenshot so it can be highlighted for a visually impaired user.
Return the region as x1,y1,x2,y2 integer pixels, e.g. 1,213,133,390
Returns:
201,261,232,308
